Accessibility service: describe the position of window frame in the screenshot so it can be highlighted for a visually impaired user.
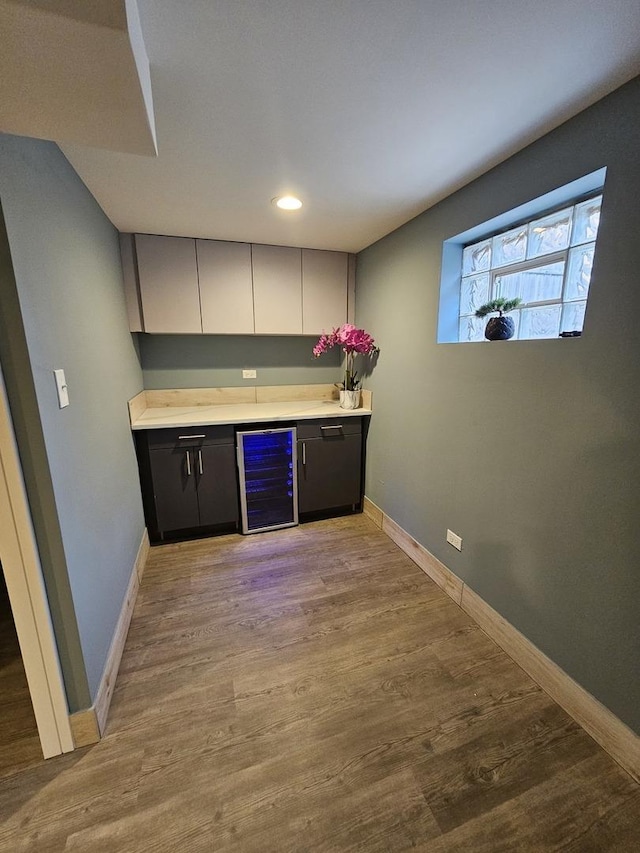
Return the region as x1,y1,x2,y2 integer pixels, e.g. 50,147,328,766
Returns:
436,168,607,345
458,194,601,342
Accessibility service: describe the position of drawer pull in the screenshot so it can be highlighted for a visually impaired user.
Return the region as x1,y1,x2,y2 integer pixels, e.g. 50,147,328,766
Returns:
178,434,206,440
320,424,343,432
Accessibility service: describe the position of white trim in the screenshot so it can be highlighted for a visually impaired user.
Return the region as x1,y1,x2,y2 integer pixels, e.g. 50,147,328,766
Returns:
95,527,149,735
363,496,640,784
0,367,74,757
68,708,100,748
69,526,149,747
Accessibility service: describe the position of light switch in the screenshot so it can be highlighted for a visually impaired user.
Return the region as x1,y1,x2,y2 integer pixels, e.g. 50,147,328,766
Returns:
53,369,69,408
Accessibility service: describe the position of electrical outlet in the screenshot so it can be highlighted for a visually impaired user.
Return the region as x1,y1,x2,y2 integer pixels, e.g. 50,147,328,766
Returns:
446,529,462,551
242,369,257,379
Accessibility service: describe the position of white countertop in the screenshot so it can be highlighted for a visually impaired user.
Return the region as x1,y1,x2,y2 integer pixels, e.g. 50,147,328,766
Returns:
131,399,372,430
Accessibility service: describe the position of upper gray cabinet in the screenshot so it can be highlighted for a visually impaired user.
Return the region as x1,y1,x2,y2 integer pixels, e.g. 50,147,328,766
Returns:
252,244,302,335
135,234,201,333
119,233,143,332
197,239,254,334
302,249,349,335
123,233,352,335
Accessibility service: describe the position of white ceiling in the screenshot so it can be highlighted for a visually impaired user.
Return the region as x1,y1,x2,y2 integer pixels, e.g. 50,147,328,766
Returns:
7,1,640,252
0,0,157,155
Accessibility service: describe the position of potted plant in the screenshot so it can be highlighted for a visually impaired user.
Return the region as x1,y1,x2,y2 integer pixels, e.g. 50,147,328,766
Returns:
475,297,522,341
313,324,379,408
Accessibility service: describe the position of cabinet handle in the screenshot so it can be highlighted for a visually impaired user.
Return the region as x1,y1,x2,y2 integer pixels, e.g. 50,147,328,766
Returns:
320,424,343,431
178,434,206,440
198,449,203,475
302,442,306,466
186,451,191,476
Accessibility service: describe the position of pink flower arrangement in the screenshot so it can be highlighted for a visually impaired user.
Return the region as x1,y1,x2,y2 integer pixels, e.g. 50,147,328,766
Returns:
313,323,379,390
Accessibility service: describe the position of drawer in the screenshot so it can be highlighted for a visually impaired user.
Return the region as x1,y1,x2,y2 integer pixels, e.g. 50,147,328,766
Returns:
296,417,362,440
144,425,235,449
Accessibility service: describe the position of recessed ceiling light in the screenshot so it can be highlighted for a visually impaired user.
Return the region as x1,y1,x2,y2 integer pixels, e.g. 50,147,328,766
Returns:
273,195,303,211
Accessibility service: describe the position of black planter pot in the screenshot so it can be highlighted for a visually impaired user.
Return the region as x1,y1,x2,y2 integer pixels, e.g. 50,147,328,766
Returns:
485,315,515,341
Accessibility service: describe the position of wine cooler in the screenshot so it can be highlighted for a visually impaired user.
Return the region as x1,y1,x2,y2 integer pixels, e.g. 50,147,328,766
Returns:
236,427,298,534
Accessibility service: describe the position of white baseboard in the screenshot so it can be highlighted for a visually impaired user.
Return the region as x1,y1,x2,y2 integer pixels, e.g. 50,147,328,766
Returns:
363,496,640,784
69,528,149,747
363,495,383,528
68,707,100,748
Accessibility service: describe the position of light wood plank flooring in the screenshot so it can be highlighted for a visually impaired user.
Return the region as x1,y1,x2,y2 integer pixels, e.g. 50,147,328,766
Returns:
1,515,638,851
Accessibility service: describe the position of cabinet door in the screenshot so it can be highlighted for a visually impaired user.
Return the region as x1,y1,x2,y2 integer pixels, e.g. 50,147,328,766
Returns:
302,249,348,335
149,447,199,532
119,233,143,331
197,240,254,334
195,444,240,527
298,433,362,514
252,244,302,334
135,234,202,333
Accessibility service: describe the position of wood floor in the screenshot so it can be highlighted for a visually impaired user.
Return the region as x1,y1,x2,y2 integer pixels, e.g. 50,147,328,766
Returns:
0,570,42,780
1,515,638,851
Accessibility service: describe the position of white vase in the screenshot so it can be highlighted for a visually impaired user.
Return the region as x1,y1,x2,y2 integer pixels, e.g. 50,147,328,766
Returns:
339,389,361,409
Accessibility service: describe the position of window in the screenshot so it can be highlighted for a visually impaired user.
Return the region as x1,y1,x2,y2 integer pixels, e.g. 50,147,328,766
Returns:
458,195,602,342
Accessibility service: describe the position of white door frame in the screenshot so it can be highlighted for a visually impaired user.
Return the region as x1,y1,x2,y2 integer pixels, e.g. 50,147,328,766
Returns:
0,365,74,757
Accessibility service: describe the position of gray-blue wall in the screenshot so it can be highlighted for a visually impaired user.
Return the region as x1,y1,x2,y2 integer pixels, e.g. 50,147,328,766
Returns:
356,77,640,734
139,333,341,388
0,134,145,707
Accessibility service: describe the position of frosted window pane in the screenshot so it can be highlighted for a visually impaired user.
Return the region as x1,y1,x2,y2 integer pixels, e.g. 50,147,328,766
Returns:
495,260,564,304
519,304,561,339
561,300,587,333
462,239,491,276
492,226,527,267
527,208,572,258
459,273,490,316
458,315,485,342
455,191,603,345
565,244,594,301
571,196,601,245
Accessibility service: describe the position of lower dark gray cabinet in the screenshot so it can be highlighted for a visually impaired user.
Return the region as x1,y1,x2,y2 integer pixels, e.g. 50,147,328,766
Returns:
135,426,239,541
297,418,363,514
194,445,239,527
134,416,366,542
